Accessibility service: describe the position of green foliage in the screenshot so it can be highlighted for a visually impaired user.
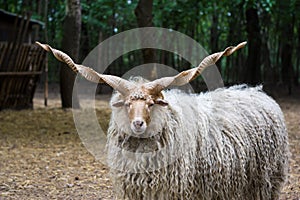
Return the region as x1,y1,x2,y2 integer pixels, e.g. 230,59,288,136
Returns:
0,0,299,86
80,0,137,46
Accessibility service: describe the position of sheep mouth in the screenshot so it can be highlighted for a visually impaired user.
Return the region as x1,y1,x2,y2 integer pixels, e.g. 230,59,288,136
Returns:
130,125,147,136
133,129,144,133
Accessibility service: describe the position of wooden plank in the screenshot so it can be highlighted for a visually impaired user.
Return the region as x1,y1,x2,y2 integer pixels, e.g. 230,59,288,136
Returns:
0,71,42,76
0,42,8,66
18,45,29,70
44,54,48,106
7,43,19,71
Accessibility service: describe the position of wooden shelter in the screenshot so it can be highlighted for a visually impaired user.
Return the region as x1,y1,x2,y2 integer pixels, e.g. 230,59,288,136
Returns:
0,9,47,110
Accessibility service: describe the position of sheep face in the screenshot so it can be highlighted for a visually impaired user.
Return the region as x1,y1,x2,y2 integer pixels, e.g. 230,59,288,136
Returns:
112,87,168,134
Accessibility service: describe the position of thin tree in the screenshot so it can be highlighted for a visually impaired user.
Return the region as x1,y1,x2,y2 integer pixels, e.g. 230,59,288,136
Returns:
245,7,262,85
278,0,294,94
134,0,156,79
60,0,81,108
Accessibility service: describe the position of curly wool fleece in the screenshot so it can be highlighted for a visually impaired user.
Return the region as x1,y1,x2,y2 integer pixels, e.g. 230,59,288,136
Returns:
107,85,289,200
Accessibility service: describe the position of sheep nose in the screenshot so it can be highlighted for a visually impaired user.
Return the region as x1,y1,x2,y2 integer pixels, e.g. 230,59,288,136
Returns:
133,120,144,128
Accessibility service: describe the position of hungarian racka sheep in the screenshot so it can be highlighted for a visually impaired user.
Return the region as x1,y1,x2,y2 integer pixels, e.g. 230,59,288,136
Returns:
36,41,289,200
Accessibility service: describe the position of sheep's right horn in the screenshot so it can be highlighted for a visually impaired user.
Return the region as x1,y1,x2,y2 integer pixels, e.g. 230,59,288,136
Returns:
36,42,135,96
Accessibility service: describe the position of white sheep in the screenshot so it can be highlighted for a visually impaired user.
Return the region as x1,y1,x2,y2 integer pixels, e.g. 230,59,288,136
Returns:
36,41,289,200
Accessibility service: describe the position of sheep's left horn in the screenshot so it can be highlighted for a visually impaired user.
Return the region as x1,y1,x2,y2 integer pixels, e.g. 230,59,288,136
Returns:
144,41,247,94
35,41,135,96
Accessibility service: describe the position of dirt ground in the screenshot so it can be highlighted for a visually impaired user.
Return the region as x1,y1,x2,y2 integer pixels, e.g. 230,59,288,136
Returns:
0,86,299,199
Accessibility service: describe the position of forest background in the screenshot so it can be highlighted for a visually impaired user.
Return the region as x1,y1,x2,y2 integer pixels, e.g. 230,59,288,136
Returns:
1,0,299,97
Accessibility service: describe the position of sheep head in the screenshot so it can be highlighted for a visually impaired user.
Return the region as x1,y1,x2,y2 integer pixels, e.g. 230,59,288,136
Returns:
36,41,246,134
112,85,168,134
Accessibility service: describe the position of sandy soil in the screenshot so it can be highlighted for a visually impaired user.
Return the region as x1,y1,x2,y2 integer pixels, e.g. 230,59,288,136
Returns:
0,87,299,199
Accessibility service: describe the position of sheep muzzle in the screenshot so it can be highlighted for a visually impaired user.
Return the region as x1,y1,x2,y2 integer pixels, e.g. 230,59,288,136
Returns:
127,100,151,135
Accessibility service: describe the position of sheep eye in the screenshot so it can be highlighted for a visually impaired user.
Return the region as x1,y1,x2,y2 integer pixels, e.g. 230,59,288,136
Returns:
124,102,131,107
112,100,124,107
148,102,154,107
148,100,155,107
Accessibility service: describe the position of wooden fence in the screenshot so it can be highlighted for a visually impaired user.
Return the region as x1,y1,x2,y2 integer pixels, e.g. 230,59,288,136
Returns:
0,42,46,110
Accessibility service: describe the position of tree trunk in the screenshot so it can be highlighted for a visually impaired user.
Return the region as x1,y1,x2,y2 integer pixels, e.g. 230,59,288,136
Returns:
210,9,220,71
295,0,300,86
281,42,293,94
225,2,244,84
225,18,235,83
60,0,81,108
43,0,49,106
296,24,300,86
245,8,262,85
259,11,274,93
279,1,294,94
134,0,155,79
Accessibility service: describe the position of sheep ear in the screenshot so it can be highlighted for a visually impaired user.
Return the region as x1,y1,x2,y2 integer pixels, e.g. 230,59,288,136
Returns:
112,100,125,107
155,99,168,106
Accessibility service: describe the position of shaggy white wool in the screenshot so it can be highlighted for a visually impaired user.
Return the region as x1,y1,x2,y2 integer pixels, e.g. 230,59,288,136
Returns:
107,85,289,200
